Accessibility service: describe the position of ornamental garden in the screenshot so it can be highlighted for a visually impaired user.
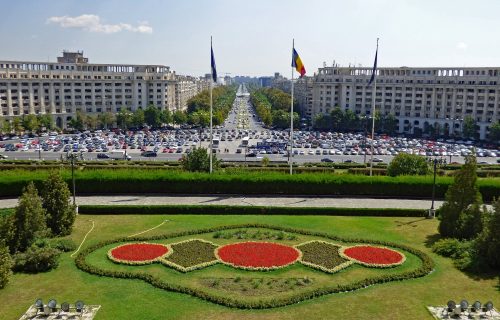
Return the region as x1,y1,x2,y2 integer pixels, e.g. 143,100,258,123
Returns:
80,224,429,309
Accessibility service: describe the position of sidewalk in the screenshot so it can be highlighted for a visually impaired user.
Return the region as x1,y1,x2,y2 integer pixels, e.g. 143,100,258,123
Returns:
0,195,442,210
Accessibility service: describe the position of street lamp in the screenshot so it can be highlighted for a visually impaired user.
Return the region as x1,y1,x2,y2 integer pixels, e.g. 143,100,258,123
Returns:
67,153,78,208
428,158,438,219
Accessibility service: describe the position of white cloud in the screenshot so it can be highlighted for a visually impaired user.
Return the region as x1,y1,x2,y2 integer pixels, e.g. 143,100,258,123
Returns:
46,14,152,34
456,42,467,50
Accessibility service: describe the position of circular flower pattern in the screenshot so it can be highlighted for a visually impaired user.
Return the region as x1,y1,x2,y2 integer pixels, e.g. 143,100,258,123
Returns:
216,241,301,270
110,243,169,263
340,245,405,267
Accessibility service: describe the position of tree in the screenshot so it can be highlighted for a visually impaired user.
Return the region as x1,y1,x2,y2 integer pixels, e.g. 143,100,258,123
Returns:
132,109,145,128
84,114,98,130
313,114,331,130
68,111,85,131
41,171,76,236
438,155,484,239
387,153,430,176
476,197,500,268
97,112,115,129
330,107,343,131
37,114,53,131
173,110,187,125
0,118,11,134
22,114,39,133
383,114,398,135
116,109,133,130
462,115,477,139
160,109,172,126
179,147,220,172
488,121,500,144
12,182,48,252
0,243,12,289
11,117,23,135
144,105,161,128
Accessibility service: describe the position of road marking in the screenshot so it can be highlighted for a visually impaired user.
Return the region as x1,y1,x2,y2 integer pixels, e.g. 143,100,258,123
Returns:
71,219,95,258
128,219,169,238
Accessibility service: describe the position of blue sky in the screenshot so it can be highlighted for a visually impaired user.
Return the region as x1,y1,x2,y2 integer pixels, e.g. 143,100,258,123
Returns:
2,0,500,77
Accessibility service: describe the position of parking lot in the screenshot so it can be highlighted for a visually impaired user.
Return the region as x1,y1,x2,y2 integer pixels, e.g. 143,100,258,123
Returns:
0,84,499,165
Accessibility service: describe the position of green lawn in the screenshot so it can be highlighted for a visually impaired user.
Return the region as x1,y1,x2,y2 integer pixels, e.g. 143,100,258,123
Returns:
1,214,498,319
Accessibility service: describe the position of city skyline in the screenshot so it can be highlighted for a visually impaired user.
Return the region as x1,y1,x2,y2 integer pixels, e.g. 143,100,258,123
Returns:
2,0,500,77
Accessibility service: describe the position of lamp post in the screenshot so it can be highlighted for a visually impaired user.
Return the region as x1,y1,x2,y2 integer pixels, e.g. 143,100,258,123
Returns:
428,158,438,219
66,153,78,209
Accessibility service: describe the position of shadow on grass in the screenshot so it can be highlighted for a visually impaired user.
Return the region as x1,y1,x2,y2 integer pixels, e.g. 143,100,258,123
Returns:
424,233,442,248
394,217,428,228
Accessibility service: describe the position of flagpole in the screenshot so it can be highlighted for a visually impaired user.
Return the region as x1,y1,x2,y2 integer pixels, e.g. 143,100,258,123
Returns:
290,39,295,175
209,36,213,174
369,38,379,177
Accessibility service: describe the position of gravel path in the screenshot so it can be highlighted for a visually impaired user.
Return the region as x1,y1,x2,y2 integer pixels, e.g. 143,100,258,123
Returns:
0,195,443,210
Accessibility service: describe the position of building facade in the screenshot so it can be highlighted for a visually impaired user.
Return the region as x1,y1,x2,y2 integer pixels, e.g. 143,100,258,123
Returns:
311,66,500,139
0,51,208,128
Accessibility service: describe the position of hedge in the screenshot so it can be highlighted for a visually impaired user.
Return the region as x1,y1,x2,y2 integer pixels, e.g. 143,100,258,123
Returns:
75,223,434,309
77,205,427,217
0,169,498,200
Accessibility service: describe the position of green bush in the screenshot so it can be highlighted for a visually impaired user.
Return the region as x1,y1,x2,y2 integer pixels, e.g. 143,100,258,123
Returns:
49,238,77,252
347,168,387,176
0,169,498,200
41,171,76,236
432,238,463,257
12,244,60,273
77,205,427,217
179,147,220,172
387,153,430,176
0,243,12,289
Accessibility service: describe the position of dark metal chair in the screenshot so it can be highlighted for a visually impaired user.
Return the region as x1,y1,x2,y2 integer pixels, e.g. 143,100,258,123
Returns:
471,301,481,313
75,300,85,316
47,299,57,313
34,299,43,315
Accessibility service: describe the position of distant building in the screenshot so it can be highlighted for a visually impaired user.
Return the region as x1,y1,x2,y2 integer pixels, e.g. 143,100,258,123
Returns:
259,76,273,87
311,65,500,139
0,51,209,129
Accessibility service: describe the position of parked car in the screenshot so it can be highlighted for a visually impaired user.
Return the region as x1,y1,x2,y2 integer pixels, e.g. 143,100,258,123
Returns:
97,153,110,159
320,158,334,163
141,151,157,157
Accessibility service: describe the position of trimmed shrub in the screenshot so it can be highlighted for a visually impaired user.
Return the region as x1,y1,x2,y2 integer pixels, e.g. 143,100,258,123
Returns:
431,238,463,257
41,171,76,236
12,244,60,273
0,169,498,200
387,153,430,176
49,238,77,252
439,155,485,240
11,182,48,253
77,205,427,217
0,243,12,289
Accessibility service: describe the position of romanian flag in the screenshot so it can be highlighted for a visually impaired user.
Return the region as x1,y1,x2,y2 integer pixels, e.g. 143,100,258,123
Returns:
291,48,306,77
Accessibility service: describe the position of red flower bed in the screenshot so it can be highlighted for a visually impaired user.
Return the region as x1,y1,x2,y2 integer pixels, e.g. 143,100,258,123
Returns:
341,245,404,266
110,243,169,262
216,242,300,270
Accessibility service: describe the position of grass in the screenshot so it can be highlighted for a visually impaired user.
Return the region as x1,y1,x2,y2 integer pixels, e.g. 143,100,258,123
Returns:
0,214,498,319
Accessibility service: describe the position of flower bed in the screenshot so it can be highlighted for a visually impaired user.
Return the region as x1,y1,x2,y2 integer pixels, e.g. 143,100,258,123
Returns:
161,239,219,272
77,223,433,309
340,245,405,267
108,243,169,265
215,241,301,270
295,240,354,273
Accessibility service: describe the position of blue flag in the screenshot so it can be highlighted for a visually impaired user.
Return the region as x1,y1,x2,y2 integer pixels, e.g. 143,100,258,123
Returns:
211,43,217,83
368,45,378,86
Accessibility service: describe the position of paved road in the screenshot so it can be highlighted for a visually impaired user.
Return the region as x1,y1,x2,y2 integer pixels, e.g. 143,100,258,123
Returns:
0,195,443,209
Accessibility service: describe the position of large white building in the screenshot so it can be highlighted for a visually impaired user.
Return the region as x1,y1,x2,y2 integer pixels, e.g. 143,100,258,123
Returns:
311,66,500,139
0,51,209,128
